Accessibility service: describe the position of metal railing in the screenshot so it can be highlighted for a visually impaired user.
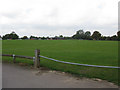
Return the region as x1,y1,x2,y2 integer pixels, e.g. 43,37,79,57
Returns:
40,55,120,69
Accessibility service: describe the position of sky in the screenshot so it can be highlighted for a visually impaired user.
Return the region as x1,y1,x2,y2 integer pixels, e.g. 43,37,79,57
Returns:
0,0,119,37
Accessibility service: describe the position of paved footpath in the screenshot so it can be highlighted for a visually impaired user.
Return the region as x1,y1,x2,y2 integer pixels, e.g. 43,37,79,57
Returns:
2,63,118,88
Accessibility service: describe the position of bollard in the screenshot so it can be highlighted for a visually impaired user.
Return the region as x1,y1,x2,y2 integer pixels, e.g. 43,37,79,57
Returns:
34,49,40,68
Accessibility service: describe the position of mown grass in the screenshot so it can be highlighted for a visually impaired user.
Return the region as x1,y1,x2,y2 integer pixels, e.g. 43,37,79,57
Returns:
2,40,119,85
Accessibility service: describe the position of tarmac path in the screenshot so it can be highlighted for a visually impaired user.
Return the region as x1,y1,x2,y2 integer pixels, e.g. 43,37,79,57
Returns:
2,63,118,88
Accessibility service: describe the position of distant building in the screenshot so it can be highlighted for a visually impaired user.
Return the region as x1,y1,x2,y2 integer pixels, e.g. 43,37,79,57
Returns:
49,38,53,40
30,38,37,40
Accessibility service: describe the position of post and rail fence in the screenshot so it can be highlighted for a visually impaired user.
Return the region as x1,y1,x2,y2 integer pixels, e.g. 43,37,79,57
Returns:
2,49,40,68
1,49,120,69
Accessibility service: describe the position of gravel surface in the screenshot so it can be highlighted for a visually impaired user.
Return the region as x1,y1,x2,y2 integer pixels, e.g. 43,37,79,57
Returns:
2,63,118,88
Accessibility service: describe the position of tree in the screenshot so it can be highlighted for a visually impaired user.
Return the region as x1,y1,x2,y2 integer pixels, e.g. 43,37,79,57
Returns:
111,35,118,41
117,31,120,41
30,36,38,40
59,35,63,38
100,36,107,40
2,34,10,40
59,35,64,39
92,31,101,40
106,36,111,40
85,31,92,40
46,36,50,39
76,30,84,35
21,36,28,40
117,31,120,36
2,31,19,40
41,37,46,40
85,31,91,36
72,30,86,39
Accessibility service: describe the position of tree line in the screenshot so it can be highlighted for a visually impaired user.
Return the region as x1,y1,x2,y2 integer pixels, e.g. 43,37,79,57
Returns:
1,30,120,41
72,30,120,41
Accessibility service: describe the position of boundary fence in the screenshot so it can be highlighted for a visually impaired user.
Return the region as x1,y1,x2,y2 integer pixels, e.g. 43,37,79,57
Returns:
2,49,40,68
2,49,120,69
40,55,120,69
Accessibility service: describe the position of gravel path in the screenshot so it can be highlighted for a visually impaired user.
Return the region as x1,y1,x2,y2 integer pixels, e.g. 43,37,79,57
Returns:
2,63,118,88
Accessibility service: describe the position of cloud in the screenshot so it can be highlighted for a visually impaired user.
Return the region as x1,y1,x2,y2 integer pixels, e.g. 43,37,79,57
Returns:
0,0,119,37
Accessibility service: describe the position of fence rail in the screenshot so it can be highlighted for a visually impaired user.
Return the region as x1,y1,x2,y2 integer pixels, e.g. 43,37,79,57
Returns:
2,49,120,69
2,49,40,68
2,54,33,60
40,55,120,69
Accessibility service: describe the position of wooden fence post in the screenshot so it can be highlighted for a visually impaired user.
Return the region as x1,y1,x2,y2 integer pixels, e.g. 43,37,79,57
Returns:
13,54,16,63
34,49,40,68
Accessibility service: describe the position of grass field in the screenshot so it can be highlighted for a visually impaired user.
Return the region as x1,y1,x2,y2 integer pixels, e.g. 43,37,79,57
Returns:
2,40,119,85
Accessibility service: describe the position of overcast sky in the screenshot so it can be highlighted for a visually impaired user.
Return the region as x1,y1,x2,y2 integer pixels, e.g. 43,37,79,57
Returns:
0,0,119,37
